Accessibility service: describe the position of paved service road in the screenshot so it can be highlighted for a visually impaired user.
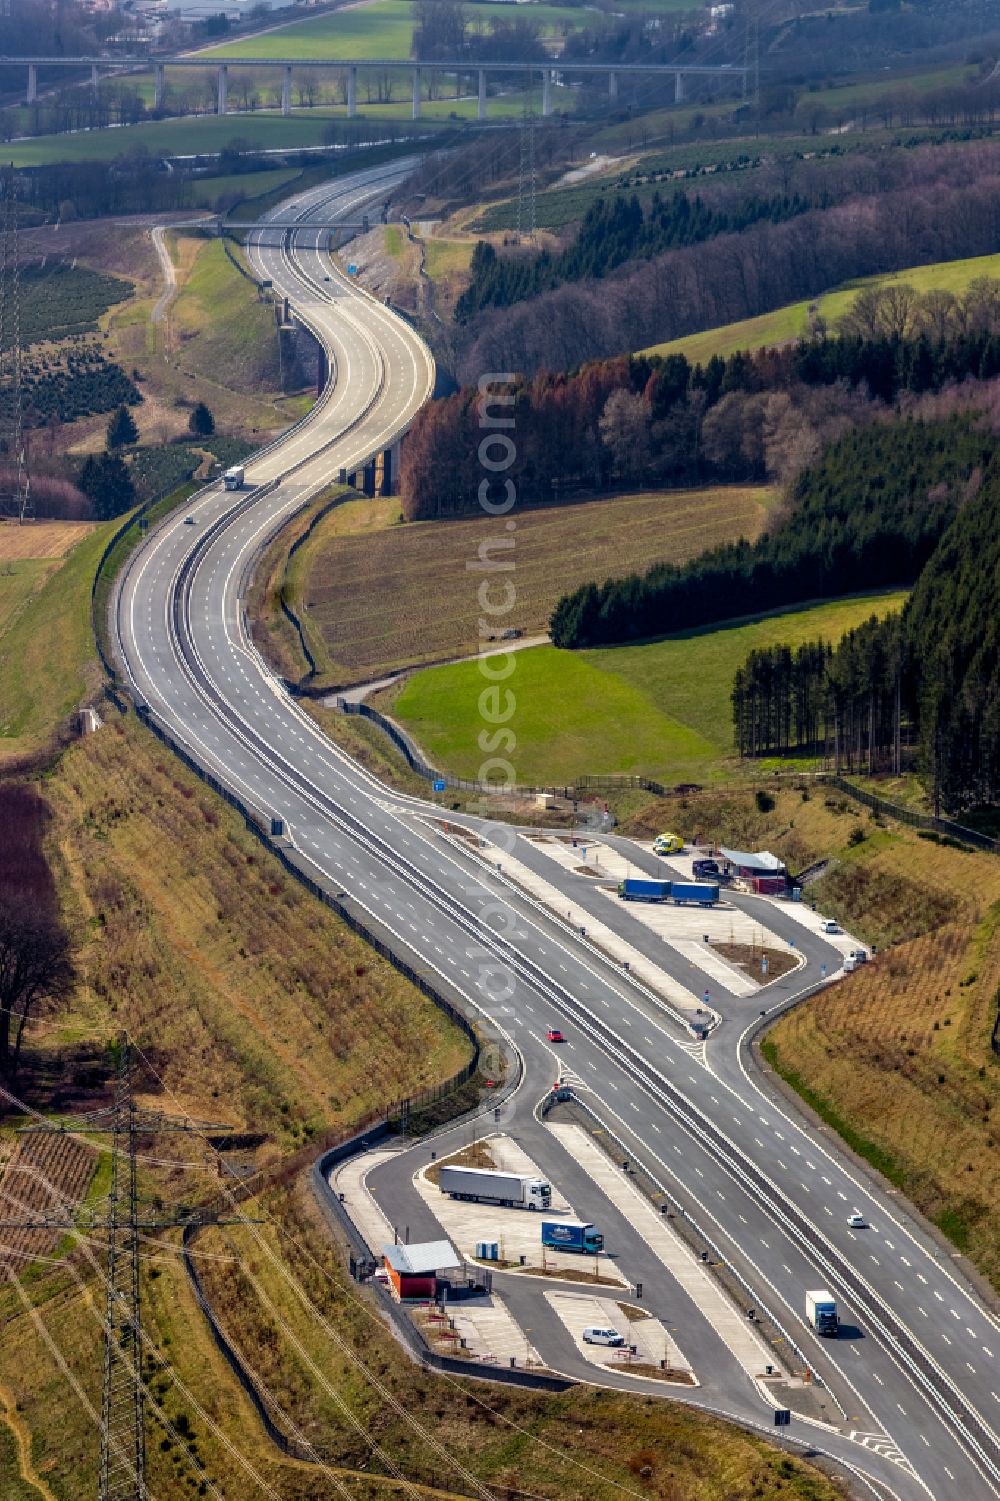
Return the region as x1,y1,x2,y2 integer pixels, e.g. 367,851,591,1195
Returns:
113,165,1000,1501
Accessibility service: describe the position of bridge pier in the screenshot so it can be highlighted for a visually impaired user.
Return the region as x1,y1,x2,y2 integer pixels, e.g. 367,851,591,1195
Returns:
154,62,164,109
363,460,377,498
478,68,486,121
381,440,401,496
217,64,228,116
542,68,553,117
608,70,618,101
26,64,36,105
347,64,357,117
281,65,292,116
674,70,685,104
412,66,421,120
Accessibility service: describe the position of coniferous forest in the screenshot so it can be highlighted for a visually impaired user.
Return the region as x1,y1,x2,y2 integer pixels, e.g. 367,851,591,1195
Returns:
549,416,994,649
729,466,1000,812
455,191,819,323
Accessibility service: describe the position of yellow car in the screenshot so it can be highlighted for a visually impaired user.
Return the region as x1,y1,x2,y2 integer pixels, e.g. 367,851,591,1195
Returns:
653,832,684,855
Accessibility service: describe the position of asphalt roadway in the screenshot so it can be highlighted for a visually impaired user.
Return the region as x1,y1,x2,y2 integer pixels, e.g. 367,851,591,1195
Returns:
112,164,1000,1501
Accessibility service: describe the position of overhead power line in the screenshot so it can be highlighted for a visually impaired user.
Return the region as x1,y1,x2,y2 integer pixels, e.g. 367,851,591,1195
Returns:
0,166,31,523
1,1033,243,1501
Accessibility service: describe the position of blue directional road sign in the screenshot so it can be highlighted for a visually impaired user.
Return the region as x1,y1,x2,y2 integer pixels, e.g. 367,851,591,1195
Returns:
433,779,447,793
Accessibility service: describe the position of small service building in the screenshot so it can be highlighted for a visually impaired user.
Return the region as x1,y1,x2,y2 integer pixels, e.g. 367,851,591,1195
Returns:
381,1239,461,1302
718,847,788,896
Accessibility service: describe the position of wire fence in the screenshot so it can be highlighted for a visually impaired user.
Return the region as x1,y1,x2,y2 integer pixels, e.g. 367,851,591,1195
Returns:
820,774,998,853
337,704,999,851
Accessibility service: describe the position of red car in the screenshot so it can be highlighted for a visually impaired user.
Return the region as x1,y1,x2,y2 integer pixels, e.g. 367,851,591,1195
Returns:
547,1027,565,1043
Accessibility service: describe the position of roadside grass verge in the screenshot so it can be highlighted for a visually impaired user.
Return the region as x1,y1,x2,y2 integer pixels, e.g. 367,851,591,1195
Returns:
181,1178,844,1501
171,236,284,396
1,1167,842,1501
762,901,1000,1287
91,481,202,677
0,649,843,1501
618,779,1000,1285
385,591,907,786
277,485,774,688
759,1036,906,1184
248,490,397,684
0,558,59,639
0,523,116,770
642,250,1000,365
36,714,470,1142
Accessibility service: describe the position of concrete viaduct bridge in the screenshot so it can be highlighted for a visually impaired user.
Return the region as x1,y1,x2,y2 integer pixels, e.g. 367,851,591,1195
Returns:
8,55,747,120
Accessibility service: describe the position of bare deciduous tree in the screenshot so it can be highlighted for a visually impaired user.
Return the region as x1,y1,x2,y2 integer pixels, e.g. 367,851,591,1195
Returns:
0,897,74,1081
599,389,650,485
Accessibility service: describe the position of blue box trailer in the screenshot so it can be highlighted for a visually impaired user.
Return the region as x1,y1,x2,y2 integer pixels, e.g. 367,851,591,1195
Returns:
617,877,671,903
670,881,720,906
541,1220,604,1254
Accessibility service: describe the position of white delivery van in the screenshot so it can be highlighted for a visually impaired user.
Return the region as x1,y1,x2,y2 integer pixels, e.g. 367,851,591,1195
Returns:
583,1326,624,1347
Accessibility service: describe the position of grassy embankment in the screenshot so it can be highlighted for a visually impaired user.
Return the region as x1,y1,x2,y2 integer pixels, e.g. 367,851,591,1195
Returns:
383,591,907,787
372,224,476,322
615,780,1000,1290
16,208,307,472
251,485,777,691
0,714,476,1499
642,250,1000,365
0,512,843,1501
0,523,115,770
116,228,310,444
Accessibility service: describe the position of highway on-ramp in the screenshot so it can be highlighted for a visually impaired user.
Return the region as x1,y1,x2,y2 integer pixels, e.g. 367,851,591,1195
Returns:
113,165,1000,1501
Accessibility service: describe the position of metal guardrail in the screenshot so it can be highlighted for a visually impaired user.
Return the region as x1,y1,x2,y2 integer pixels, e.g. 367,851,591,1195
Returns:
91,483,199,713
134,705,481,1108
338,704,999,850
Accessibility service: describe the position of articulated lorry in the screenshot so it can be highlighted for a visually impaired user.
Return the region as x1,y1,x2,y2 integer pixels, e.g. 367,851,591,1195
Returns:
617,877,672,903
618,878,719,905
541,1220,604,1253
668,881,720,906
805,1289,839,1336
223,465,245,491
438,1164,551,1210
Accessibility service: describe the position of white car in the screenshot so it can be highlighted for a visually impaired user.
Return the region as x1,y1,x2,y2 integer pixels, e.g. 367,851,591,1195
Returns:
847,1212,866,1228
583,1325,624,1347
820,919,840,934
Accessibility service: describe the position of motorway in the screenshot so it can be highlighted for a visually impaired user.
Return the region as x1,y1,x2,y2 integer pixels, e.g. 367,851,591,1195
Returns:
113,165,1000,1501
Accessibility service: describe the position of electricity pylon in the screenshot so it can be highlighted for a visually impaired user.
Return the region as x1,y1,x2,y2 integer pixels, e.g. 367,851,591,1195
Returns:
516,91,536,244
0,167,30,521
0,1033,246,1501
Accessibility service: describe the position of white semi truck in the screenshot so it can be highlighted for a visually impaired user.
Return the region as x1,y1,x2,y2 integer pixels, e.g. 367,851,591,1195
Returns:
438,1164,551,1210
223,465,245,491
805,1289,839,1336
